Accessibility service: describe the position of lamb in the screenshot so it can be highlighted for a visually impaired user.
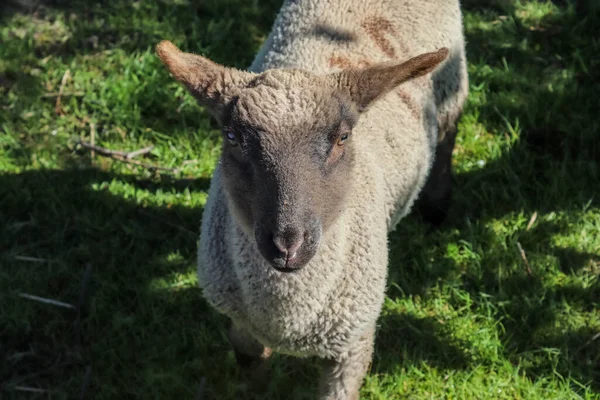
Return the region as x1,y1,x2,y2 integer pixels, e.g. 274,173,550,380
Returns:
156,0,468,398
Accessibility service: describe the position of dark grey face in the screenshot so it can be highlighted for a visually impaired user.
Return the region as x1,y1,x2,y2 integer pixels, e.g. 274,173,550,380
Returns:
219,84,358,272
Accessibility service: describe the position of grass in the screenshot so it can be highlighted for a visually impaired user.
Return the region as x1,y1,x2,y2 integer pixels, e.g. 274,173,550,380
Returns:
1,0,598,398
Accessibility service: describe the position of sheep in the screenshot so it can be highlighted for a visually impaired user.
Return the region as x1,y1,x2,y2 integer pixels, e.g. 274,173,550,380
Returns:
156,0,468,397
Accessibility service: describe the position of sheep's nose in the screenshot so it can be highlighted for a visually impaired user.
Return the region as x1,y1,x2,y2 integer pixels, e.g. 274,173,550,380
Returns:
273,229,304,261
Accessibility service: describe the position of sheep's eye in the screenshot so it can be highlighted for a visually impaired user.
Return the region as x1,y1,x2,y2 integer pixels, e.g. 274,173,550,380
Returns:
225,131,237,146
337,132,350,146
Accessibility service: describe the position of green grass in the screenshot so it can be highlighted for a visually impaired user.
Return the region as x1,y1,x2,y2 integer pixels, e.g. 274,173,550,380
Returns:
1,0,599,398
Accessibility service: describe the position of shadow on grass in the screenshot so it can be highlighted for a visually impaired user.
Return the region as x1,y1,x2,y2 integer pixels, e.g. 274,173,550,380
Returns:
374,314,471,373
0,170,474,399
0,168,216,398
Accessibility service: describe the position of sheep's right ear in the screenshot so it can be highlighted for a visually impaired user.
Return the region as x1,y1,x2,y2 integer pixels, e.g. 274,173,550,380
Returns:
333,47,449,112
156,40,255,120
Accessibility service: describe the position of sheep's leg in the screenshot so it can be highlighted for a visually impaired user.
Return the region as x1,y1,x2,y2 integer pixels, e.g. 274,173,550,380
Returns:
318,329,375,400
228,322,272,370
228,322,273,392
417,124,458,226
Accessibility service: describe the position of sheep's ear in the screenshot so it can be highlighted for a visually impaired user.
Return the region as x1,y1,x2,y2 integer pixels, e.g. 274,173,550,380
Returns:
334,47,449,112
156,40,255,120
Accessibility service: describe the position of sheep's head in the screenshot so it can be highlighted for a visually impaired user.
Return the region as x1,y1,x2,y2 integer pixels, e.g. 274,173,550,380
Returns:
157,40,448,272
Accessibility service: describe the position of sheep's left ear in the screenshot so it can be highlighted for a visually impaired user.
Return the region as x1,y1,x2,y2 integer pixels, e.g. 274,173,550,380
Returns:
333,47,449,112
156,40,255,121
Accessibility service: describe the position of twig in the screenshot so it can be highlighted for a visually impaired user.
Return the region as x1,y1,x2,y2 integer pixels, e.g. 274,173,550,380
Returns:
78,141,154,159
526,211,537,231
116,157,179,173
516,242,533,277
123,145,155,159
19,293,76,310
55,69,71,115
90,123,96,159
78,140,129,158
78,140,177,173
13,386,50,393
42,91,84,98
14,255,48,263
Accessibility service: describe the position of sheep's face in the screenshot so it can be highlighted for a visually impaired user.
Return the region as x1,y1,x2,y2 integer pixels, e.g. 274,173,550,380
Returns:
157,40,449,272
219,70,358,271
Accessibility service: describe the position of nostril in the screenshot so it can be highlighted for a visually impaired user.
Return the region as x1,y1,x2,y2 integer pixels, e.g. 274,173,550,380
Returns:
272,229,304,260
273,236,288,256
303,231,311,243
287,237,303,258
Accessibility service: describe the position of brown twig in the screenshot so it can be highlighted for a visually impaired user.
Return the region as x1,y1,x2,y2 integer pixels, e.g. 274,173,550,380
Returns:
116,157,179,173
14,255,49,263
89,123,96,159
79,140,144,159
125,145,156,159
19,293,76,310
55,69,71,115
13,386,51,394
78,140,179,173
78,141,155,159
516,242,533,277
42,91,84,98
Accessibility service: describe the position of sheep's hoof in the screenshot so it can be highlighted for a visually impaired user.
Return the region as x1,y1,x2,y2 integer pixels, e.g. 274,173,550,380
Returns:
233,347,272,373
234,346,272,367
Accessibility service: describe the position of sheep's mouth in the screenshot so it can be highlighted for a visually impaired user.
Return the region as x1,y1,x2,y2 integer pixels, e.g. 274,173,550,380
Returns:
268,251,311,273
272,264,304,273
